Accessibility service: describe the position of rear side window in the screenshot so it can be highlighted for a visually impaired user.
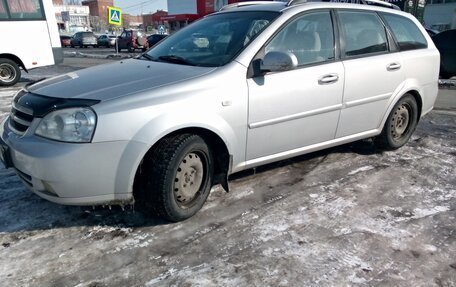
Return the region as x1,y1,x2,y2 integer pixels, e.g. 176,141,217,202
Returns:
381,13,427,51
338,11,388,57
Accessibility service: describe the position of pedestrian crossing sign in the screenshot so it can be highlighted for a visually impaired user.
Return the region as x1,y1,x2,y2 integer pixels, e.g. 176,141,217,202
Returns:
108,6,122,26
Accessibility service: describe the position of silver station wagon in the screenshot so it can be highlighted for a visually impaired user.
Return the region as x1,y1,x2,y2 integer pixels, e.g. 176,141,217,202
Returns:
0,1,439,221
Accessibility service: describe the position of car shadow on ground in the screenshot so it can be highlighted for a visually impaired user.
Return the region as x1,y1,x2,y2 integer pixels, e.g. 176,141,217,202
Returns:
230,138,381,181
0,139,382,234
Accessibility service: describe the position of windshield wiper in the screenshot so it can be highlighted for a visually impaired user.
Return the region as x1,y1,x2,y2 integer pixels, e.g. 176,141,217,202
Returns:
158,55,195,66
139,53,157,61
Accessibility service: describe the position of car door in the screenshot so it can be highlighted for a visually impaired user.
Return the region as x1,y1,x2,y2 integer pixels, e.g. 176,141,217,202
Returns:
246,11,345,161
335,10,405,138
118,31,128,49
71,33,78,46
99,35,105,46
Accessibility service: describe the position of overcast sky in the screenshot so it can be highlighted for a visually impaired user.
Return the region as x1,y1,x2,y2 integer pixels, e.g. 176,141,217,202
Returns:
114,0,168,15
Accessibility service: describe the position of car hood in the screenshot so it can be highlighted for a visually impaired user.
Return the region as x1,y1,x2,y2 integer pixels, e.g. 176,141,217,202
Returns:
27,59,216,101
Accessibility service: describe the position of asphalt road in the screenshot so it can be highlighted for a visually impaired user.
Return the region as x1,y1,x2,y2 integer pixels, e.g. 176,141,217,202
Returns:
0,56,455,286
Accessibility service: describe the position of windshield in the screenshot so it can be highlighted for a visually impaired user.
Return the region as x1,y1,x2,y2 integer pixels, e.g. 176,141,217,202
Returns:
145,11,280,67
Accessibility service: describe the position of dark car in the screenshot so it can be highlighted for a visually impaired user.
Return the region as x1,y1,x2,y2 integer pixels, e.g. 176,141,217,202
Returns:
147,34,167,48
71,31,98,48
433,29,456,78
97,34,117,47
60,35,71,47
116,30,148,52
425,28,439,37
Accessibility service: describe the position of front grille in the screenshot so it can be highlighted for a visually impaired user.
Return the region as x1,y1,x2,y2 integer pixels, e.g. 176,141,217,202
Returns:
9,101,34,135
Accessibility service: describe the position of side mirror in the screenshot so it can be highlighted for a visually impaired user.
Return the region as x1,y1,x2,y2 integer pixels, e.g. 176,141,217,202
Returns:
260,51,298,73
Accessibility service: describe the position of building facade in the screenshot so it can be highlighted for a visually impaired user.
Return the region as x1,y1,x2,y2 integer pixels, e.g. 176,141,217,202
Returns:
142,0,239,33
81,0,113,24
424,0,456,30
53,1,90,34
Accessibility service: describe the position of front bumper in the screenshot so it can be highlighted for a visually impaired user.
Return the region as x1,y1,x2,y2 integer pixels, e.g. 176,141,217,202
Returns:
0,117,145,205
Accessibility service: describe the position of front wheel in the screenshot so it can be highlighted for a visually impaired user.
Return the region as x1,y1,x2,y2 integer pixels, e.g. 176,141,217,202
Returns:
0,58,21,86
135,134,214,222
374,94,418,150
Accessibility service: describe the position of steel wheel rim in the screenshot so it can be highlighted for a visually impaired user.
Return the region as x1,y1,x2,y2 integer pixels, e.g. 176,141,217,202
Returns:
391,103,410,140
0,63,16,83
173,152,205,206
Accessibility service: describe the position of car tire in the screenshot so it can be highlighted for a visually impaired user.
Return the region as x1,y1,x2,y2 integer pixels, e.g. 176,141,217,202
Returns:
374,94,418,150
127,44,134,53
135,134,214,222
0,58,21,87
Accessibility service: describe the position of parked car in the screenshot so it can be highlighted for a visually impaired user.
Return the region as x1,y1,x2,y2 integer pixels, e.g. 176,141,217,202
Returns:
147,34,167,48
425,28,439,37
116,29,148,52
0,2,440,222
432,29,456,78
70,31,97,48
97,34,117,48
60,35,71,47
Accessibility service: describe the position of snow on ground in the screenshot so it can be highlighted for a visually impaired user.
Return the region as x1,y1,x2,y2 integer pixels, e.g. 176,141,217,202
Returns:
0,110,454,286
0,73,455,286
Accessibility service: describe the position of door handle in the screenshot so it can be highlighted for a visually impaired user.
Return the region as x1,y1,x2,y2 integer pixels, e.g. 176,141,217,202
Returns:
318,74,339,85
387,62,401,71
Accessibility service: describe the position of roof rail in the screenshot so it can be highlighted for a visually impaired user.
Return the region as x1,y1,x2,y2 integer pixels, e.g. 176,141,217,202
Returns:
219,1,281,11
362,0,401,10
287,0,400,10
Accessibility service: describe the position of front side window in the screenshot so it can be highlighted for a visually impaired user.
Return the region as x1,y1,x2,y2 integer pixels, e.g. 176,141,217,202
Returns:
265,11,335,66
146,11,280,67
381,13,427,51
6,0,44,19
338,11,388,57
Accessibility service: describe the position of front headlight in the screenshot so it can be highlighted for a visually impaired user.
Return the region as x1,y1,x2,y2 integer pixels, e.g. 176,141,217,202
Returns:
35,108,97,143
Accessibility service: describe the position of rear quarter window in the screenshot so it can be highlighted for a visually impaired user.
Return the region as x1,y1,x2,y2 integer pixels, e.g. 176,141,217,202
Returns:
381,13,427,51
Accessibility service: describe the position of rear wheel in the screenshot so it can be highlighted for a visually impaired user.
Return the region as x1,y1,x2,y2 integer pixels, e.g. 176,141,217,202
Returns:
127,43,134,53
135,134,214,222
374,94,418,150
0,58,21,87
